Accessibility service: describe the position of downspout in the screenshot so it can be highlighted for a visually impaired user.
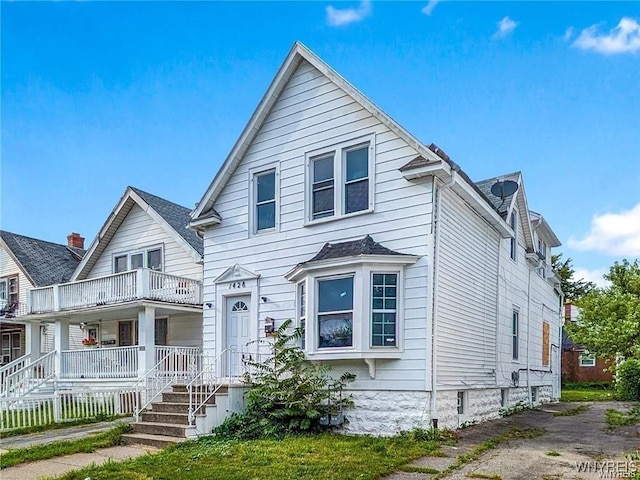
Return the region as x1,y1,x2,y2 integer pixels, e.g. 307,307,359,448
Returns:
430,169,457,428
526,267,532,406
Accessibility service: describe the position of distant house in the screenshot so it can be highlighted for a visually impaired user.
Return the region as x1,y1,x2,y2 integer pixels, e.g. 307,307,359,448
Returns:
561,302,613,383
0,230,85,364
189,42,564,434
4,186,203,397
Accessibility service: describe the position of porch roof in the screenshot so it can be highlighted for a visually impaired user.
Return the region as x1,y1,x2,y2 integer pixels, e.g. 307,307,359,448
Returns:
23,299,201,324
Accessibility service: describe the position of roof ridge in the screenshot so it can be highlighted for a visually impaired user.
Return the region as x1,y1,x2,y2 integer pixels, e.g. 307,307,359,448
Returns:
0,230,70,249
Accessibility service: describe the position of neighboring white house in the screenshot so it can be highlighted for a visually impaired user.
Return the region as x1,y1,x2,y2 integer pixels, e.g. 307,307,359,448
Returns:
13,186,204,393
189,42,563,433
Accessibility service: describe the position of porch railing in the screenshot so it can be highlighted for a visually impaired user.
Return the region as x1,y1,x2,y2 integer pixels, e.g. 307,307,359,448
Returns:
154,346,201,381
4,351,56,397
149,271,202,305
28,269,202,314
0,354,31,394
0,388,138,432
60,346,139,379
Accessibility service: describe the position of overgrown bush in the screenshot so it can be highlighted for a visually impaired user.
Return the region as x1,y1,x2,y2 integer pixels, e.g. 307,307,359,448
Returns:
616,358,640,401
213,320,355,439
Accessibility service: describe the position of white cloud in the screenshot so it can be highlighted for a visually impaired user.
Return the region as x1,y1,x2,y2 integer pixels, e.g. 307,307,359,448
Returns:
568,203,640,257
421,0,439,16
326,1,371,27
573,267,611,288
572,17,640,54
493,16,518,39
564,27,574,41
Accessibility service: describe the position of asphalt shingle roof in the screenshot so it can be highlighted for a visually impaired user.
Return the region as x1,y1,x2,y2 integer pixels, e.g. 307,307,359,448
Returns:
130,187,204,257
474,172,521,216
305,235,406,264
0,231,84,286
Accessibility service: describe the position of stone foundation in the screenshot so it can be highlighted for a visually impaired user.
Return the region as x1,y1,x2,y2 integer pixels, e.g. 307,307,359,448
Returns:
340,390,432,436
339,385,555,434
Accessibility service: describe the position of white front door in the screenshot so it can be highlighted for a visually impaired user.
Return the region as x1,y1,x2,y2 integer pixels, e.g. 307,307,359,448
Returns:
225,296,251,375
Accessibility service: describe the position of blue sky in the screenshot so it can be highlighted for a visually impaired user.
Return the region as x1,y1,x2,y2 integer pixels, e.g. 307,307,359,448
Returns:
2,1,639,285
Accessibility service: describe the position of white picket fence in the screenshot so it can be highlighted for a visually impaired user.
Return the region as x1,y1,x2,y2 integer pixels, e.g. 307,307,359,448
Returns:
0,388,138,432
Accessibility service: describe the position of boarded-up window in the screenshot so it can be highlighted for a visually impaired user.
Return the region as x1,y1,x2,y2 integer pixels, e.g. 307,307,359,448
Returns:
542,322,550,366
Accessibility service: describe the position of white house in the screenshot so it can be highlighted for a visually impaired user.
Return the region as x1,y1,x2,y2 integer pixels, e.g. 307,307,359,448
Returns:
189,42,563,434
7,186,204,397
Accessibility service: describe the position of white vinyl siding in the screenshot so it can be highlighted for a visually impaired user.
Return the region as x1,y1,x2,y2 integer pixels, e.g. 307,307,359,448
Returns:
86,204,201,281
0,246,33,317
202,59,433,391
436,188,499,388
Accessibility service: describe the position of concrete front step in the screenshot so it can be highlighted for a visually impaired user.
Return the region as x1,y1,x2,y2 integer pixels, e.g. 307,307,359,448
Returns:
150,402,190,414
141,411,190,425
133,421,194,438
172,384,228,394
122,432,189,449
161,391,216,404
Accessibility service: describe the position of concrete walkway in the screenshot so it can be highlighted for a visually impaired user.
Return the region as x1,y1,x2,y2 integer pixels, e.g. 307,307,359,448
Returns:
1,419,158,480
1,444,157,480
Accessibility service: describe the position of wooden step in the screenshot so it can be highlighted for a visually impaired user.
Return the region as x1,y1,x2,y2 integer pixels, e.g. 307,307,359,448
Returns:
132,421,195,438
141,411,190,425
122,432,188,449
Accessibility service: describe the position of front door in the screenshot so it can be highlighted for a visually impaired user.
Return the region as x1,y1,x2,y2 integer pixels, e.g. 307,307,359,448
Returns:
225,296,251,375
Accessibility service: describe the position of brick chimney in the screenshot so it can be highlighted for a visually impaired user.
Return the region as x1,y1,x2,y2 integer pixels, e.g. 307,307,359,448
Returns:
67,232,85,249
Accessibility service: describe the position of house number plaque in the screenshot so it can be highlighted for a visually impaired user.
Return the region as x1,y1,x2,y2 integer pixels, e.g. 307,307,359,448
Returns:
230,281,246,289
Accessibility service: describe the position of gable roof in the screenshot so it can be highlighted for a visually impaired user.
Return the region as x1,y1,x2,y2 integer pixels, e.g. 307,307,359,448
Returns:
475,171,521,217
130,187,203,256
190,41,445,225
0,230,84,287
72,186,203,280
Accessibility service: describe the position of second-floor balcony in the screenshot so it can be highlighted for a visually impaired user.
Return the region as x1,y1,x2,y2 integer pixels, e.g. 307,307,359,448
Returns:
28,269,202,315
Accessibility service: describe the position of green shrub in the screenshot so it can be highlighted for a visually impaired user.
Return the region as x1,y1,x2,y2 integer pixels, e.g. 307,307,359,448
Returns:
616,359,640,400
213,320,355,439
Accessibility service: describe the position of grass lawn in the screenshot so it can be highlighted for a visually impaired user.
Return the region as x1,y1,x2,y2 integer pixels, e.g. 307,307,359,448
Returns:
50,433,445,480
560,389,615,402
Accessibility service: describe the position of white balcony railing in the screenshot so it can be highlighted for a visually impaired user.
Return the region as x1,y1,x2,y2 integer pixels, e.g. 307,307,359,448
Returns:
28,269,202,314
60,346,140,379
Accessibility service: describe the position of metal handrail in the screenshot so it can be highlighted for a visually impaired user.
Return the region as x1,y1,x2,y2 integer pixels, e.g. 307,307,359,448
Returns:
132,349,201,421
186,349,230,427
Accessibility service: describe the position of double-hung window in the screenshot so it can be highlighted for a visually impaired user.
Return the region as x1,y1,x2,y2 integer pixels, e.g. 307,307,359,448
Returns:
0,276,18,313
512,309,519,360
308,138,373,222
312,155,335,220
317,276,354,348
509,211,517,261
255,170,277,232
371,273,398,347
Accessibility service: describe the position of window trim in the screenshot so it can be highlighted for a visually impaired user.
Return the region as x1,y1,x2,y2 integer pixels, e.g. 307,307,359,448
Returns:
297,281,307,350
291,257,413,360
112,244,164,273
304,135,375,226
512,308,519,361
579,351,596,367
0,275,19,313
249,165,279,235
509,211,518,261
316,274,355,350
371,272,399,348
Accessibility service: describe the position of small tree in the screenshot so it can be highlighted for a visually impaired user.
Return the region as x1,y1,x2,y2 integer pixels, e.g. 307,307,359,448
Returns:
566,259,640,361
214,320,355,439
551,253,596,301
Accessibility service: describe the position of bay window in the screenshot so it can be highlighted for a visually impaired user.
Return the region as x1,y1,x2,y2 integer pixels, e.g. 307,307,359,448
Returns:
289,253,416,359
